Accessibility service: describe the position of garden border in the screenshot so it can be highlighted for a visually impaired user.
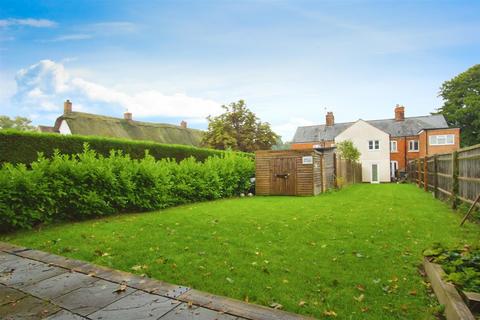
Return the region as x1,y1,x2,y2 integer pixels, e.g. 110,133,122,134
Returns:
423,258,475,320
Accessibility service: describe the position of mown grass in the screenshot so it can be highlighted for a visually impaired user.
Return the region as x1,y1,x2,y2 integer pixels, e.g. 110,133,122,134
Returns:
3,184,479,319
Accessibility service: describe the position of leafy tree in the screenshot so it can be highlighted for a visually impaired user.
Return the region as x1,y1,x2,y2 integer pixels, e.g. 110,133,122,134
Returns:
0,115,36,131
202,100,279,152
437,64,480,147
336,140,360,162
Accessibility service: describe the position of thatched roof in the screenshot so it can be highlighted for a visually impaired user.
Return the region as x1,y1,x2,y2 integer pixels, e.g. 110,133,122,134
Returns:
48,112,203,146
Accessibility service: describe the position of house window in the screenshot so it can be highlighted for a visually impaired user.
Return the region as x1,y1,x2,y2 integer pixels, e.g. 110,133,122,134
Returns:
408,140,419,152
429,134,455,146
390,141,397,152
368,140,380,150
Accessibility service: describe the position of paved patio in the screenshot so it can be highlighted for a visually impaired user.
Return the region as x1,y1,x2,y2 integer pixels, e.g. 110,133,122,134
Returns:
0,242,310,320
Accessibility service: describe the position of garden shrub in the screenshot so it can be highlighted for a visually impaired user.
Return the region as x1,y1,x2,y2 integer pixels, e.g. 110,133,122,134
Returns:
0,145,254,231
0,130,250,165
424,243,480,292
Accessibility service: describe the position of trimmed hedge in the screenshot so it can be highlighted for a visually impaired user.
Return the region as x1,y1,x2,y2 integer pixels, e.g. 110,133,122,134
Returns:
0,145,255,231
0,130,237,165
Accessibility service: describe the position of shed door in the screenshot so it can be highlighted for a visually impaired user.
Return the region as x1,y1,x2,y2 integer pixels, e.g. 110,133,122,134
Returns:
271,157,297,195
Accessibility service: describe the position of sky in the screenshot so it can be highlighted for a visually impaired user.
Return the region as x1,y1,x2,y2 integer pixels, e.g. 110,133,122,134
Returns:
0,0,479,141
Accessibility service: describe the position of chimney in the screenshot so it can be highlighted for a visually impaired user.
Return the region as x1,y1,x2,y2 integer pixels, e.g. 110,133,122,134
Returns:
124,111,132,121
394,104,405,121
325,111,334,126
180,120,187,129
64,99,72,114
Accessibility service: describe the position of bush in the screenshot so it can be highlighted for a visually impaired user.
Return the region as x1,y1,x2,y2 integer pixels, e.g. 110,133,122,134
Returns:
0,145,254,231
0,130,250,165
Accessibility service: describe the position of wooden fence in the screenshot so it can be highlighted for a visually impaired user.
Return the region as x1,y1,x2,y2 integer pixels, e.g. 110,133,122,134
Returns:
336,156,362,186
406,144,480,208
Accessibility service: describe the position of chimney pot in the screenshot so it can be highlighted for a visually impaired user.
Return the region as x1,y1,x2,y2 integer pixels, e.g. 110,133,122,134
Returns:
180,120,187,128
394,104,405,121
124,111,132,121
64,99,72,114
325,111,334,126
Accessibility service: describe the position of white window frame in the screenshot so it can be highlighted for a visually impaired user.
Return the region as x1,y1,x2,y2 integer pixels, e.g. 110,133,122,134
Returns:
408,140,419,152
429,134,455,146
390,140,397,152
368,140,380,151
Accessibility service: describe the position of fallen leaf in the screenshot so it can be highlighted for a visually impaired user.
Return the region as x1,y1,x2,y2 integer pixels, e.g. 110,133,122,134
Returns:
323,310,337,317
356,284,365,292
409,290,417,296
354,294,365,302
113,282,127,294
270,302,283,310
298,300,306,307
361,307,369,313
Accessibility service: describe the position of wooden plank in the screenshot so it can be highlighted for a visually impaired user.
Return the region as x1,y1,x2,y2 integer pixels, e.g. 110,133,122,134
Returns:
424,259,475,320
458,176,480,183
438,187,452,197
437,172,453,178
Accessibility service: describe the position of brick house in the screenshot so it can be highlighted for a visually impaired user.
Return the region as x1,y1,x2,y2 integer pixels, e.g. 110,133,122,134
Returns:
291,105,460,179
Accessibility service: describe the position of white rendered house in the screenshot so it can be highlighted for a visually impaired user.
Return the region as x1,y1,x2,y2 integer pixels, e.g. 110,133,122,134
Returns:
335,119,390,183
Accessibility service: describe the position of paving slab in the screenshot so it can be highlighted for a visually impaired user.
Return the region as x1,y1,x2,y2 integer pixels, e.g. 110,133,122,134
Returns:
0,253,24,268
0,284,27,306
0,295,60,319
0,258,66,288
89,290,180,320
54,278,136,316
161,303,240,320
0,243,313,320
22,271,99,300
45,309,89,320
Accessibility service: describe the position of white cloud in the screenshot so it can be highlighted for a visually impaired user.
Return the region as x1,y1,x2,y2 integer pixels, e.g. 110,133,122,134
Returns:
13,60,222,120
0,18,57,28
83,21,138,35
40,34,92,42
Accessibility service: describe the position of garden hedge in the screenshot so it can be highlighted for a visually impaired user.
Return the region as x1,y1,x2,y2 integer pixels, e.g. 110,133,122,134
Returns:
0,146,255,231
0,130,239,165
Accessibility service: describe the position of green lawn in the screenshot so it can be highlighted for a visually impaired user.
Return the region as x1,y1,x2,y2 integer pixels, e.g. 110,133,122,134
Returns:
3,184,480,319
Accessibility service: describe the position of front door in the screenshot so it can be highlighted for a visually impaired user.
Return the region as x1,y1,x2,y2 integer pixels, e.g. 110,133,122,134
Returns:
371,164,379,183
272,157,296,195
390,161,398,178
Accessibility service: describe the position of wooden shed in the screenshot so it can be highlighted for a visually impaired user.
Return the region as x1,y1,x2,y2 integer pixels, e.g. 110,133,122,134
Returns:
255,149,336,196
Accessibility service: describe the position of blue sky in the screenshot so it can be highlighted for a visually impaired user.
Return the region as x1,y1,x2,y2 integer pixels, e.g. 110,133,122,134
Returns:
1,0,479,140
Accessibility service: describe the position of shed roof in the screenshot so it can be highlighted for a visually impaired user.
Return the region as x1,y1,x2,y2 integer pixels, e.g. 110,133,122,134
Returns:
292,114,448,143
52,112,204,146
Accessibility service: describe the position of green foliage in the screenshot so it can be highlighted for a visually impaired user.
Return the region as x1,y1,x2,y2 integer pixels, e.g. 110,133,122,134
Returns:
437,64,480,147
424,243,480,292
0,130,250,166
202,100,279,152
0,115,36,131
0,145,254,230
336,140,361,162
5,184,479,319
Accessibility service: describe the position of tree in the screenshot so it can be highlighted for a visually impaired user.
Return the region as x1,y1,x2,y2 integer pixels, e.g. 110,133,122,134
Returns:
437,64,480,147
202,100,279,152
0,115,36,131
336,140,360,161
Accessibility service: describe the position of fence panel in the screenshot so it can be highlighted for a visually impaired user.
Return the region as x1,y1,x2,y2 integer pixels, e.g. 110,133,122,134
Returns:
336,156,362,186
406,144,480,208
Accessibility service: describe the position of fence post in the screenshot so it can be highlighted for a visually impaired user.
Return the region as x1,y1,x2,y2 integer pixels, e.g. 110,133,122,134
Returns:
433,154,438,198
424,156,428,192
417,158,421,188
452,151,459,209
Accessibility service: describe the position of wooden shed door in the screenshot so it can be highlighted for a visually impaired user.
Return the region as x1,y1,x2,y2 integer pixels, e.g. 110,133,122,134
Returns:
271,157,297,195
